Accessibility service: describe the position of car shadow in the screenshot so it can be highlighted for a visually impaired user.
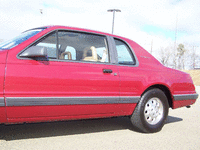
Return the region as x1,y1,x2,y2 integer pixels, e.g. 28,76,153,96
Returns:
165,116,183,124
0,115,182,141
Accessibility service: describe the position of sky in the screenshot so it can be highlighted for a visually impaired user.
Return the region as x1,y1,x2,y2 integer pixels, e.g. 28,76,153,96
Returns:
0,0,200,55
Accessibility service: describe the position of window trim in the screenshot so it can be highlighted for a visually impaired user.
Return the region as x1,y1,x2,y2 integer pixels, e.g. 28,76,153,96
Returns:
17,29,112,65
111,37,139,67
22,27,48,33
57,30,111,63
17,30,58,60
35,31,58,59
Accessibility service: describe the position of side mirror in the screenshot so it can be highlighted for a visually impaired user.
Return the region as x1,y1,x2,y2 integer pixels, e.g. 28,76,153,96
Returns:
20,46,47,58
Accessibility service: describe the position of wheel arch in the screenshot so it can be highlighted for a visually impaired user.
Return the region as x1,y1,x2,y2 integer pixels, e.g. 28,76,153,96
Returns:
141,84,173,108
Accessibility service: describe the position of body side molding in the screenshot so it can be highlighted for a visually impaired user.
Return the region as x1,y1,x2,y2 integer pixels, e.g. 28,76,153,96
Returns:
0,97,5,106
173,94,198,101
6,96,140,106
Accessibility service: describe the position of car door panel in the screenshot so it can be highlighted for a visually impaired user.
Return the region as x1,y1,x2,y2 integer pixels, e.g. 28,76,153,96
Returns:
5,60,121,120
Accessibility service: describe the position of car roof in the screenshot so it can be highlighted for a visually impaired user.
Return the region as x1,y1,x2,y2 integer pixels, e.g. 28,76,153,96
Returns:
43,25,113,36
27,25,163,67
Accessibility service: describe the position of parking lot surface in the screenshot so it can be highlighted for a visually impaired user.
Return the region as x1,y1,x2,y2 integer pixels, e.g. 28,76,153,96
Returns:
0,86,199,150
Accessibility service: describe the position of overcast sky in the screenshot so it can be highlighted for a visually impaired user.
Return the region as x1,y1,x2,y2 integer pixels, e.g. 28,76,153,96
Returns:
0,0,200,54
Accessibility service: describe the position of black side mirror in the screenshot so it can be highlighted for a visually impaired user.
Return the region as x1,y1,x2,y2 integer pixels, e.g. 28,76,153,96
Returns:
20,46,47,58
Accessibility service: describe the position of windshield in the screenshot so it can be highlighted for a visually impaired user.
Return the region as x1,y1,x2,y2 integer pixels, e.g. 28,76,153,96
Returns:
0,29,44,50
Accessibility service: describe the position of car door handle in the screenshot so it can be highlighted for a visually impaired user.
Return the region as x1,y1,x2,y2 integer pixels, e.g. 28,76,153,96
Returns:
103,69,113,73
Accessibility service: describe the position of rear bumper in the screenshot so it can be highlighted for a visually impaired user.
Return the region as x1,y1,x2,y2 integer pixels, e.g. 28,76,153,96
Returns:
173,94,199,101
172,94,198,109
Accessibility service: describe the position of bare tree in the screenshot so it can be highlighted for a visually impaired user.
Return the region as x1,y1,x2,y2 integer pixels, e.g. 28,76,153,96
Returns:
179,44,199,70
177,44,186,70
158,46,176,67
157,43,199,70
172,52,177,69
191,46,199,69
159,47,170,66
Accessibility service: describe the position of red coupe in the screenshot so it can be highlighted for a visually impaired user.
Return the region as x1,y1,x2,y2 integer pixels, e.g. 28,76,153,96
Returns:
0,26,198,133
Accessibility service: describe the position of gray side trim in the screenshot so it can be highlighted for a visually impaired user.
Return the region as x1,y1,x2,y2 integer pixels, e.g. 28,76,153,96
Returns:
0,97,5,106
6,96,140,106
120,96,140,103
173,94,199,101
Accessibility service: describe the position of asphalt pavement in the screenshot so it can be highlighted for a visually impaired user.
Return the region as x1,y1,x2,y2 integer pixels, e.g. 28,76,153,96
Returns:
0,86,199,150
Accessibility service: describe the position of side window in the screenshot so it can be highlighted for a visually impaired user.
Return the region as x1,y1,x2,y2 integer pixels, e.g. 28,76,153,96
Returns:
35,32,57,59
58,31,109,63
114,39,135,65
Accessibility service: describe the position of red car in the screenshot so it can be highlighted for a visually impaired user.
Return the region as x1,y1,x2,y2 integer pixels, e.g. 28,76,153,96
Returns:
0,26,198,133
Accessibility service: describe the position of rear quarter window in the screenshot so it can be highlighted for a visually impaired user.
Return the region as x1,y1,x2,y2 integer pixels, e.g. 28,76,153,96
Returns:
114,38,136,65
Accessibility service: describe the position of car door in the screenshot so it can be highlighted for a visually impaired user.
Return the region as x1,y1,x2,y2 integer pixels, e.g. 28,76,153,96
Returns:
113,38,142,102
4,30,122,123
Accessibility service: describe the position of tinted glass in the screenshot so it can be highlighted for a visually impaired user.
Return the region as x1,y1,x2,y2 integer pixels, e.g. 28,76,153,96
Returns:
114,39,135,65
58,31,109,63
35,32,57,59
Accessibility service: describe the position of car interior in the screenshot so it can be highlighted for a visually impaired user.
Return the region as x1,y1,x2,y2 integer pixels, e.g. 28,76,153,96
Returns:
35,31,109,63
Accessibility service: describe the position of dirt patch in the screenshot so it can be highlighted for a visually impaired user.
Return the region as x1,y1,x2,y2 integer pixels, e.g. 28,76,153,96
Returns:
183,70,200,86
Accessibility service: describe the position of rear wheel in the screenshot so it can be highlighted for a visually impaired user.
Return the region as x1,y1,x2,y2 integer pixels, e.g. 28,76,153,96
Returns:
130,88,169,133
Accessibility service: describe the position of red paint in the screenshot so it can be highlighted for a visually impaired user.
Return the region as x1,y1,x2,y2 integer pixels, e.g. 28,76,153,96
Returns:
5,62,120,97
0,26,198,124
0,107,7,123
6,104,136,123
173,99,196,109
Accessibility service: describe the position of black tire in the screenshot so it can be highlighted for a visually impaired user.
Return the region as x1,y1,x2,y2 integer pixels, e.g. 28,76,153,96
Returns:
130,88,169,133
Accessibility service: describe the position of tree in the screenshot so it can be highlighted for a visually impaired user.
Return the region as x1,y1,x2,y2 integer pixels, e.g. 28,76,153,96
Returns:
177,44,186,70
157,43,199,70
191,46,199,69
159,47,171,67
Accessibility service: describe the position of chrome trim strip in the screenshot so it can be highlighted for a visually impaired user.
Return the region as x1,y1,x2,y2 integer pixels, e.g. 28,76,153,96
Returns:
173,94,199,101
6,96,140,106
0,97,5,106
